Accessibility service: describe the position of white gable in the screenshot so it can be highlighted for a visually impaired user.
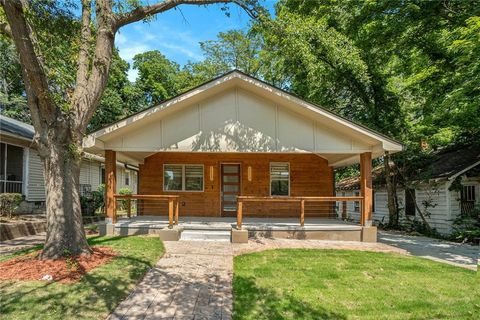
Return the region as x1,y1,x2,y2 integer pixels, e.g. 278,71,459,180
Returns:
84,71,402,166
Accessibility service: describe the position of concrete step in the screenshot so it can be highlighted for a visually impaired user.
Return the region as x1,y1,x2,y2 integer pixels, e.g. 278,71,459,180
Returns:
180,229,231,241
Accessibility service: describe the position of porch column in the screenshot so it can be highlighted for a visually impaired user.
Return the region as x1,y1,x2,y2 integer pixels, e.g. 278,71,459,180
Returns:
360,152,373,226
105,150,117,223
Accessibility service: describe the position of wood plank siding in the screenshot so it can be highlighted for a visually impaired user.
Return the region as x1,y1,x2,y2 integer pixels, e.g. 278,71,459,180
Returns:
138,152,334,218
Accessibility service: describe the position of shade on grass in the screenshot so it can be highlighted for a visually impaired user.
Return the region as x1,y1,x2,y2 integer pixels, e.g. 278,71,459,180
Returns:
233,249,479,320
0,236,164,320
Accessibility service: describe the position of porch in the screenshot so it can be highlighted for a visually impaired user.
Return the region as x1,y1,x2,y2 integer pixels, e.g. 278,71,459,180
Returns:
106,215,369,242
85,71,403,243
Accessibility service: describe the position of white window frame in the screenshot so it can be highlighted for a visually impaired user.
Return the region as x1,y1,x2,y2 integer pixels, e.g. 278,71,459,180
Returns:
163,164,204,192
269,162,290,197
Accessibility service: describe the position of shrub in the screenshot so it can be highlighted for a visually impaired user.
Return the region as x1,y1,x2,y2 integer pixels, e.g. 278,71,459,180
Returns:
0,193,23,218
118,187,132,211
450,204,480,243
91,184,105,214
81,184,107,216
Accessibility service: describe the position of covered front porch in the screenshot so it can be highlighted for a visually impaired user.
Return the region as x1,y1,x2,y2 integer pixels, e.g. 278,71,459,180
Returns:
84,71,403,243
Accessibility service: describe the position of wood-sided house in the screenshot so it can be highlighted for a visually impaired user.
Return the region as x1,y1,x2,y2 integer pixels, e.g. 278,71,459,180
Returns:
0,115,137,213
84,70,403,241
336,145,480,235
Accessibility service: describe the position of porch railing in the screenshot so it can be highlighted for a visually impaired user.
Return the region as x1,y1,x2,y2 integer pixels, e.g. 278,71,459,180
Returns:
0,180,23,194
113,194,180,228
236,196,365,230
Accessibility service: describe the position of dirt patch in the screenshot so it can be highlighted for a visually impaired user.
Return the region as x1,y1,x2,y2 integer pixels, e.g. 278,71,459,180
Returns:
0,246,116,283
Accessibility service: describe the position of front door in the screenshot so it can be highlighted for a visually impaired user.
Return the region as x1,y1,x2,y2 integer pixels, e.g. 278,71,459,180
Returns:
221,164,241,217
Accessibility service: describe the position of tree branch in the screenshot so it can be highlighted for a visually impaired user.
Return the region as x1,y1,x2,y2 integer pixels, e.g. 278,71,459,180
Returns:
114,0,257,29
71,0,92,105
74,0,115,133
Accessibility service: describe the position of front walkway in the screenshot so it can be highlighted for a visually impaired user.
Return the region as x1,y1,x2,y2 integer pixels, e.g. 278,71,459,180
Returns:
378,231,479,270
108,239,404,320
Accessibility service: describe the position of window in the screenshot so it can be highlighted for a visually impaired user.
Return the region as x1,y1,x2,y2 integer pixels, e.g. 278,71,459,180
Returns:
163,164,203,191
354,191,360,212
270,163,289,196
124,171,130,186
0,143,24,194
405,189,416,216
461,185,476,214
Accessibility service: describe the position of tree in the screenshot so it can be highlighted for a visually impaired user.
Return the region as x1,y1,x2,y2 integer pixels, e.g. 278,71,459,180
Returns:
0,36,28,122
133,50,182,106
0,0,258,259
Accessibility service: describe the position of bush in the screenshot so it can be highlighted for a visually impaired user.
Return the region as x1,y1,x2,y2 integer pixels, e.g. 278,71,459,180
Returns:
0,193,23,218
118,187,132,211
450,204,480,243
81,184,107,216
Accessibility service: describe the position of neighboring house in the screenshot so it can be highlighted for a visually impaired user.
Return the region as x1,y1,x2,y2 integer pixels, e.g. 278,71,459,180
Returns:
0,115,137,213
336,145,480,234
83,70,403,222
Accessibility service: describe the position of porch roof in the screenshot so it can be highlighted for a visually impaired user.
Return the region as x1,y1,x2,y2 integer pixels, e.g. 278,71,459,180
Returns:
84,70,403,167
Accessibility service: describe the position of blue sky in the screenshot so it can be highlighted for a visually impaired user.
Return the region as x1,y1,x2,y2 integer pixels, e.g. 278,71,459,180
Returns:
115,1,277,81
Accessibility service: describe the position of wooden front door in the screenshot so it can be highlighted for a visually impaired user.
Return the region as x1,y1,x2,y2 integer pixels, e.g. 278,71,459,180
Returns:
221,164,241,217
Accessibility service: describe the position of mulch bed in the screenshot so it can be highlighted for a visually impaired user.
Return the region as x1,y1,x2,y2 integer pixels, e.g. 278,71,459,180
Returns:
0,246,117,283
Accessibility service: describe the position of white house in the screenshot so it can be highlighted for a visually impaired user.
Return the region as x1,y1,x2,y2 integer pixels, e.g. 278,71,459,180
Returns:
336,145,480,234
0,115,137,213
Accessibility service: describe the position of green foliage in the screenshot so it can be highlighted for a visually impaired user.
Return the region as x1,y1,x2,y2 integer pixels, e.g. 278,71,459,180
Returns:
118,187,132,211
451,204,480,243
80,184,106,216
0,193,23,218
133,50,182,105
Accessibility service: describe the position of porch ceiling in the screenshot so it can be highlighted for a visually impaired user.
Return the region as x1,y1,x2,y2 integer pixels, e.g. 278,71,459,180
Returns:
97,150,372,169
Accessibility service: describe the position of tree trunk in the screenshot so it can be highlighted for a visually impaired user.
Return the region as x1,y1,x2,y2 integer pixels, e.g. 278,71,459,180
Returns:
39,133,91,259
384,152,398,228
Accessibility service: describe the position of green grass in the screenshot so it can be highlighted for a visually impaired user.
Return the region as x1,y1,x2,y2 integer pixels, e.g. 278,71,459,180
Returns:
233,249,480,320
0,236,164,320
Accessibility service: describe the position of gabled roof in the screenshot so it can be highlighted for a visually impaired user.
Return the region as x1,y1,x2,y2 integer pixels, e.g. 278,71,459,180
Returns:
336,144,480,190
0,115,34,140
84,70,403,159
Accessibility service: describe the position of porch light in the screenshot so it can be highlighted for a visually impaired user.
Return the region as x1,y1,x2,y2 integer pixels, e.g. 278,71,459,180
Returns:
209,166,214,181
248,166,252,182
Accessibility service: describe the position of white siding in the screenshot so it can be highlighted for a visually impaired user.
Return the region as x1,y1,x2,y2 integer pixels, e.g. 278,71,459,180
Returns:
116,167,137,193
416,183,451,234
26,149,45,201
79,159,102,192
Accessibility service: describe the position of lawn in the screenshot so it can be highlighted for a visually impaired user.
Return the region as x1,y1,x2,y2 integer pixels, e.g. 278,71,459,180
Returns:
0,236,164,320
233,249,480,320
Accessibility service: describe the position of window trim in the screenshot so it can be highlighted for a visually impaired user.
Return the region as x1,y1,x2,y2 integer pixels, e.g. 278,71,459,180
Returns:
163,164,204,192
269,162,290,197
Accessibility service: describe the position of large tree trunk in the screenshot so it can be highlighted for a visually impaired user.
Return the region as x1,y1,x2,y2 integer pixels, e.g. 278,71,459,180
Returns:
39,130,91,259
384,152,398,228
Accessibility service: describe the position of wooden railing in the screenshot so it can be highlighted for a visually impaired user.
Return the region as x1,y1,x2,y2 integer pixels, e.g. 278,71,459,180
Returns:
113,194,180,228
236,196,365,230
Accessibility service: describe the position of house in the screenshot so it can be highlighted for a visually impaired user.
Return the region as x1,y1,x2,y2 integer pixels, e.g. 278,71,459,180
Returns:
336,145,480,234
84,70,403,242
0,115,137,213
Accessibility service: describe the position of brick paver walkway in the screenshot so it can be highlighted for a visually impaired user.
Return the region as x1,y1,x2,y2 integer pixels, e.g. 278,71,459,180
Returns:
108,239,404,320
109,241,234,320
